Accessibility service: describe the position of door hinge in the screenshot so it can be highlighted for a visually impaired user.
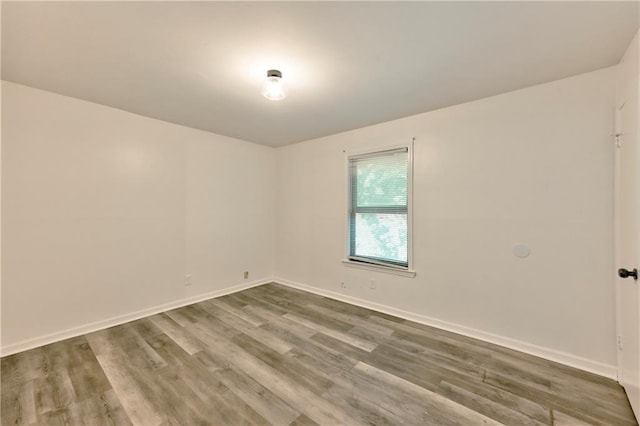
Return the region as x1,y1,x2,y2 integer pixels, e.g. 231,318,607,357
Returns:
617,335,623,351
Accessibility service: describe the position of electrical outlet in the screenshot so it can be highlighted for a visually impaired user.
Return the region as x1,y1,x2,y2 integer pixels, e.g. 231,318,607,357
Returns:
340,282,347,289
370,279,376,290
244,271,249,279
185,274,192,286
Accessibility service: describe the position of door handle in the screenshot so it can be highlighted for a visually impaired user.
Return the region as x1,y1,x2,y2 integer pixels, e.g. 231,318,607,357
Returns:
618,268,638,280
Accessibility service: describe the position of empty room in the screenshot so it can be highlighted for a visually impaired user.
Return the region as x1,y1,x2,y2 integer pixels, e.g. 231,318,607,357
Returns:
1,1,640,425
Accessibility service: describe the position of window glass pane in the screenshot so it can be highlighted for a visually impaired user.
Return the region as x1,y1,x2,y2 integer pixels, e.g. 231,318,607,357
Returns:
354,213,407,263
354,152,407,207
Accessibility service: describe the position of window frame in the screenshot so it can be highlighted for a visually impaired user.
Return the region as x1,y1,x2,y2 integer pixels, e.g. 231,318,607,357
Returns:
343,141,415,277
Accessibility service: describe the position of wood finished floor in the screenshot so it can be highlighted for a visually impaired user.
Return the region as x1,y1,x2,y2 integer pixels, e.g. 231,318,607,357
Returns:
1,283,637,426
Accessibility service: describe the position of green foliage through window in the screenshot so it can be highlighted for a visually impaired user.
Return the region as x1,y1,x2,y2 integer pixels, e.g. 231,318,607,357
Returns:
349,148,409,267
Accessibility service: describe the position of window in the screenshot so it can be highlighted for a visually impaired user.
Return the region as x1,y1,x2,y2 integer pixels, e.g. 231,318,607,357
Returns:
347,145,412,272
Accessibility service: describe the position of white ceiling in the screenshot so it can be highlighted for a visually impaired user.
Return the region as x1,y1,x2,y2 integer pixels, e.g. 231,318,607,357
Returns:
2,2,638,147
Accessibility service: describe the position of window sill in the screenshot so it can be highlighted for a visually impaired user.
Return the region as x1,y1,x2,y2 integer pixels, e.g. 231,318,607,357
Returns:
342,259,416,278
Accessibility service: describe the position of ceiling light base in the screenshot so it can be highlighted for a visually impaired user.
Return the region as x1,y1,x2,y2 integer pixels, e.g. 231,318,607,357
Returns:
262,69,287,101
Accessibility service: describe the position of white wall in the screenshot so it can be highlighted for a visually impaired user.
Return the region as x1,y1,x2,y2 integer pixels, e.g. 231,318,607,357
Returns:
1,81,275,353
275,67,617,376
1,66,620,377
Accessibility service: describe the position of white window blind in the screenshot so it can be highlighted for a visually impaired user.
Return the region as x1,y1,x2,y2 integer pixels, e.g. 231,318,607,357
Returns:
348,147,409,268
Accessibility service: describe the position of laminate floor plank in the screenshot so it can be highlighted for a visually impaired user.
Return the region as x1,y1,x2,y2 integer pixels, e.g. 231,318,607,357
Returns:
33,370,77,417
309,330,380,361
492,350,631,404
208,298,267,327
488,354,635,424
437,375,552,425
319,381,406,426
2,283,636,426
214,366,300,426
86,331,167,426
368,342,486,393
203,302,294,354
148,313,206,355
328,356,490,426
231,333,335,397
304,304,395,336
157,365,252,426
1,377,38,425
257,319,316,351
188,320,366,425
491,345,620,389
352,361,502,425
184,304,244,340
309,296,378,320
436,380,547,425
350,323,492,375
286,342,359,377
372,315,497,360
288,414,319,426
252,283,325,306
164,309,197,328
128,317,167,341
1,347,49,386
552,410,594,425
216,293,250,309
231,292,291,316
484,370,637,426
283,312,378,352
112,331,168,372
66,389,132,426
92,352,164,426
245,290,354,333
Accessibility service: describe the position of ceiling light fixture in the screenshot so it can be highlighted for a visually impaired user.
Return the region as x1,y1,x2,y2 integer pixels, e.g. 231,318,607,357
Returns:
261,69,287,101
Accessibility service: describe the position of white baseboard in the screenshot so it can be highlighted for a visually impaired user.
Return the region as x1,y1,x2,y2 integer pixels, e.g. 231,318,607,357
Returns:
1,277,275,357
3,276,618,381
274,277,618,380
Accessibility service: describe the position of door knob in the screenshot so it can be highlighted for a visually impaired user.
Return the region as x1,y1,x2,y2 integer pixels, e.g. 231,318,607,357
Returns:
618,268,638,280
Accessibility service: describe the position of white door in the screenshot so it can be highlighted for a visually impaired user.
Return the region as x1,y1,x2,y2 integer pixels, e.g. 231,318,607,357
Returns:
615,80,640,419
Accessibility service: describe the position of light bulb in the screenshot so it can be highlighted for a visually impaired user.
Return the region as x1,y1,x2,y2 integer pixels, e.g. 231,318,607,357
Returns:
261,69,287,101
